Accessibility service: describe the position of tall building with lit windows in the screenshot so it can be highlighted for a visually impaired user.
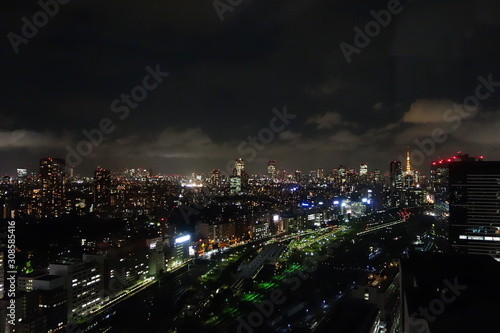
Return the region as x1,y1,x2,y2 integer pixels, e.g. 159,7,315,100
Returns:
94,168,111,211
49,259,101,322
39,157,66,217
430,153,483,222
359,163,368,176
267,160,277,180
229,176,242,195
234,158,245,177
389,161,402,193
210,169,221,186
449,159,500,259
17,168,27,183
295,170,302,182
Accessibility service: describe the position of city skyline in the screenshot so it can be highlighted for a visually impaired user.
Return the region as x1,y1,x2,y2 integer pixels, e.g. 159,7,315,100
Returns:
3,1,500,332
2,1,500,176
0,147,492,179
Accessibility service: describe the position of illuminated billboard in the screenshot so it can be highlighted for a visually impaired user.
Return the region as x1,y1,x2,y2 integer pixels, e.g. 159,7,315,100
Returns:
175,235,191,244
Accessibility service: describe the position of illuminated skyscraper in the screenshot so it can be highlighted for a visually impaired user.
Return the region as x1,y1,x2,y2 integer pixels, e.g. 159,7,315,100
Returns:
40,158,66,217
267,160,277,180
295,170,302,182
234,158,245,177
278,167,286,181
389,160,402,193
210,169,221,186
359,163,368,176
338,165,346,183
430,153,483,221
17,168,27,183
94,168,111,211
449,159,500,259
229,176,242,195
374,169,381,183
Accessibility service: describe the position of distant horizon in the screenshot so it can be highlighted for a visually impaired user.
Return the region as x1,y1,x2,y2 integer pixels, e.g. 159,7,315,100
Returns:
1,148,493,178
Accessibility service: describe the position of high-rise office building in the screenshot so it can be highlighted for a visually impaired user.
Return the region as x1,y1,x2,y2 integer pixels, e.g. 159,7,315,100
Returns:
431,153,483,221
278,167,286,181
449,159,500,259
338,165,346,180
267,160,277,180
389,160,402,193
94,168,111,211
359,163,368,176
374,169,381,183
17,168,27,183
295,170,301,182
210,169,221,186
40,158,66,217
234,158,245,177
229,176,242,195
49,259,101,321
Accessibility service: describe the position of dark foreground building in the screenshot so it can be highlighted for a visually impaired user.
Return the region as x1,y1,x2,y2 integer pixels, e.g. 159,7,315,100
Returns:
400,252,500,333
449,161,500,258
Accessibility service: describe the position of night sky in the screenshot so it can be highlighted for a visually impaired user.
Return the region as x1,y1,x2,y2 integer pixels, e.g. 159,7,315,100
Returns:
1,0,500,176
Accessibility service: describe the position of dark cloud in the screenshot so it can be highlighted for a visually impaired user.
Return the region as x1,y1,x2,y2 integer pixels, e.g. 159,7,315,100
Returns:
1,0,500,176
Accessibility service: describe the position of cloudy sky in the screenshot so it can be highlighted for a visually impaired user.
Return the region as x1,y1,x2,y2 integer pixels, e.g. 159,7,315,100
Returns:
1,0,500,176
